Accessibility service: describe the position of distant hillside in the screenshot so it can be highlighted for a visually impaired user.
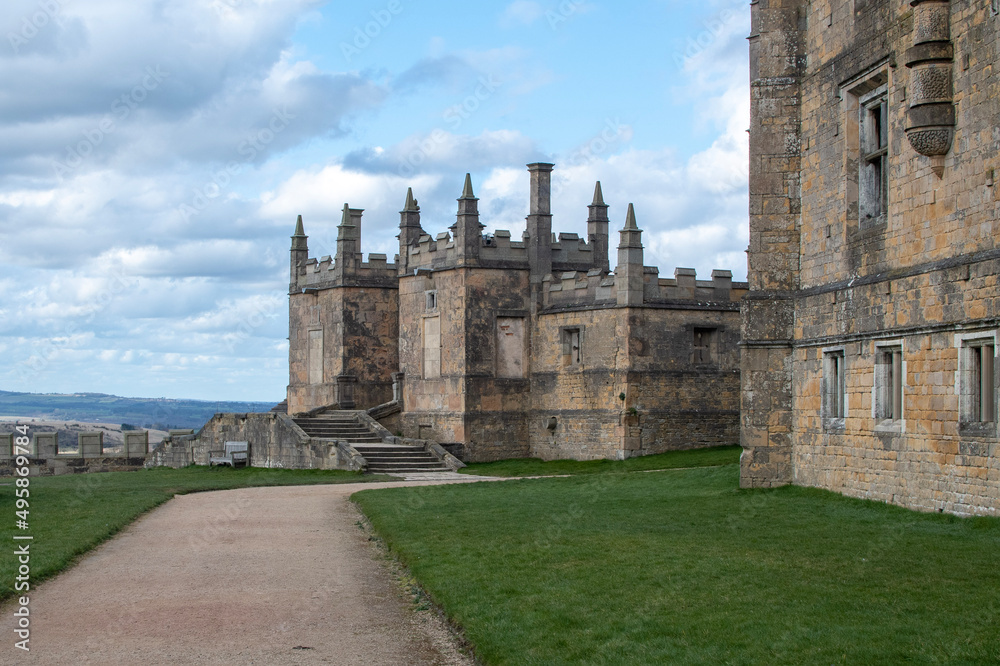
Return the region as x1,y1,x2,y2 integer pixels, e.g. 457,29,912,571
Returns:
0,391,279,430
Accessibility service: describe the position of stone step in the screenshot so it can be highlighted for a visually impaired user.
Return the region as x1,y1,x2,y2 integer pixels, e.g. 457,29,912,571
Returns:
367,463,450,472
353,448,430,456
363,455,440,463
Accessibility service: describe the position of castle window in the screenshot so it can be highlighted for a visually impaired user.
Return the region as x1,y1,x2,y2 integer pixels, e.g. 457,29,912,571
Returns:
692,328,716,364
959,336,995,430
859,89,888,225
823,349,847,427
562,328,582,366
425,290,437,312
874,344,903,423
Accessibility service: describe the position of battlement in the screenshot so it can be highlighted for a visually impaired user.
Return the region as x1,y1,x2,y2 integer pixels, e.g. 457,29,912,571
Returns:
543,266,747,310
296,252,398,290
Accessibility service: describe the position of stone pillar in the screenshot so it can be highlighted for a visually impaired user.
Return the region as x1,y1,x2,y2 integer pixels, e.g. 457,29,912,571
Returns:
334,204,363,280
452,174,483,265
392,372,405,404
616,204,645,307
34,433,57,458
397,188,423,275
587,181,610,273
0,434,13,461
124,431,149,457
80,432,104,458
740,0,804,488
290,215,308,292
904,0,955,176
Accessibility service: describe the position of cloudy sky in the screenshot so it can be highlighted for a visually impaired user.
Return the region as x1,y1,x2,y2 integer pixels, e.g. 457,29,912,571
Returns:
0,0,750,402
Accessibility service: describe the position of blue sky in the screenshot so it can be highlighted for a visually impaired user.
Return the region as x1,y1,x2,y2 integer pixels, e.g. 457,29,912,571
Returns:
0,0,750,402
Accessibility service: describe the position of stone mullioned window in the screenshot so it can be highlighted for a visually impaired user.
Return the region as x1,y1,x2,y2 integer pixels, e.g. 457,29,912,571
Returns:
957,333,997,437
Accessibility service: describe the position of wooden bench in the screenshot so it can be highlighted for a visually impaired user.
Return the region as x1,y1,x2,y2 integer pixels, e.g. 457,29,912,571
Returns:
209,441,249,468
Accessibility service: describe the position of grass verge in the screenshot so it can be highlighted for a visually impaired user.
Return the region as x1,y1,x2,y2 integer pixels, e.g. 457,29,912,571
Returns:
458,444,741,477
354,463,1000,665
0,465,384,602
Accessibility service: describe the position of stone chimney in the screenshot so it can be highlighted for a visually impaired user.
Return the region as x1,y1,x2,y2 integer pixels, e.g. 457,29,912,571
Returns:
526,163,554,296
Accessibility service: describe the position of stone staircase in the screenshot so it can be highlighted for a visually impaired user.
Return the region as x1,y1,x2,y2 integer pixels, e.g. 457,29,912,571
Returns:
292,411,450,475
351,444,450,474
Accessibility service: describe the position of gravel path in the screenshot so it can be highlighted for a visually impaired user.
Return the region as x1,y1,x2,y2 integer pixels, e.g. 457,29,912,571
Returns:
1,479,486,665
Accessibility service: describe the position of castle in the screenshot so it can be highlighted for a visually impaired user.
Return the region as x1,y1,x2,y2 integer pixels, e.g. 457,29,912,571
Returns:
287,163,746,462
742,0,999,514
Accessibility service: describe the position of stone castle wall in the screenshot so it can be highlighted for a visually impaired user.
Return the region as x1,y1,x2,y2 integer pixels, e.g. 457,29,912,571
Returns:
743,0,1000,514
290,163,747,463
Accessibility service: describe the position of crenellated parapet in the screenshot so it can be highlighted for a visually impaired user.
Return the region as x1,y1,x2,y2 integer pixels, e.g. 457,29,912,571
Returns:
542,266,747,310
296,252,398,290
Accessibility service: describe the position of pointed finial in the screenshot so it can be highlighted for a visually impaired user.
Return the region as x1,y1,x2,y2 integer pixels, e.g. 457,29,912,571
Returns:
340,203,351,225
459,173,476,200
624,203,638,230
592,181,605,206
293,214,305,237
403,187,419,212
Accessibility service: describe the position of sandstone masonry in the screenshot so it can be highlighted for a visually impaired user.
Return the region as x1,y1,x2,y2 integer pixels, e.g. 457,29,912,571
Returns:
743,0,1000,515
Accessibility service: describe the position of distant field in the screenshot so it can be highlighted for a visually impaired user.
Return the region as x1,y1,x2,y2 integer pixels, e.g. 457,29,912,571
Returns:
0,390,279,430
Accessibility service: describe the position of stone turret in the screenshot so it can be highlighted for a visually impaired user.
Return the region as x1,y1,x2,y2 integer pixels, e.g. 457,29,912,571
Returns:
398,187,423,275
587,181,610,273
616,203,644,306
290,214,308,292
451,173,483,264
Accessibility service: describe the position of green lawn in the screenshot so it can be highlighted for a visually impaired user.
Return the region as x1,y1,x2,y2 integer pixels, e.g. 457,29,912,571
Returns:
0,465,380,602
354,463,1000,665
459,445,741,477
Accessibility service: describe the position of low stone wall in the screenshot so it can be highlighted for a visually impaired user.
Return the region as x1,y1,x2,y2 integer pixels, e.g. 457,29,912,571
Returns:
0,457,149,477
0,431,151,475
